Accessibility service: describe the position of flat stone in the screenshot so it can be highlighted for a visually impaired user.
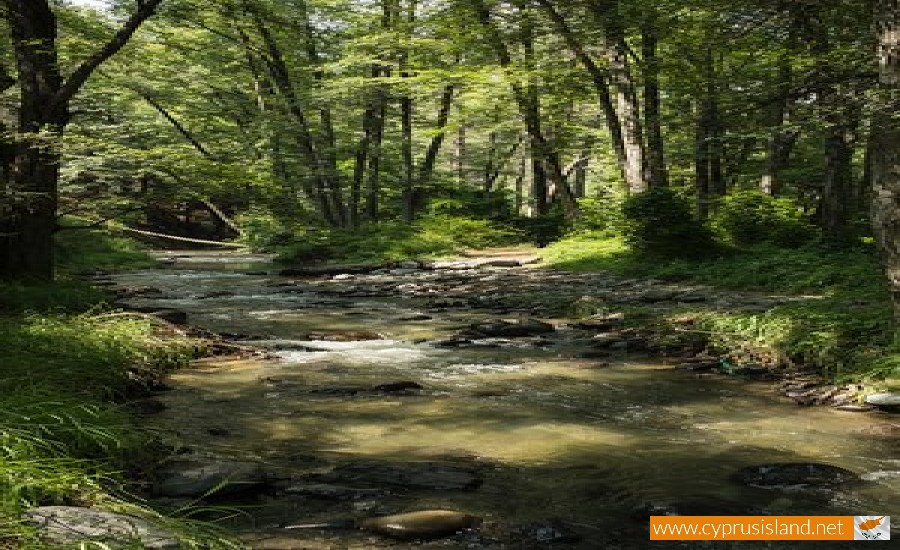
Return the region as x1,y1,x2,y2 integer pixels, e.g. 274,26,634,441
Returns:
589,333,626,348
833,405,875,413
25,506,180,549
154,459,268,498
865,393,900,409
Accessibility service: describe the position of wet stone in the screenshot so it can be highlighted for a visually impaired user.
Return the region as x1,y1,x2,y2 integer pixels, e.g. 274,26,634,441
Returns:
865,392,900,410
25,506,180,549
468,318,554,338
282,483,382,499
154,458,269,498
734,462,859,489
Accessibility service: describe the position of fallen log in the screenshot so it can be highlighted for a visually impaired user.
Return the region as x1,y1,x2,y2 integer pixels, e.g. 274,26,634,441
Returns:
118,226,246,248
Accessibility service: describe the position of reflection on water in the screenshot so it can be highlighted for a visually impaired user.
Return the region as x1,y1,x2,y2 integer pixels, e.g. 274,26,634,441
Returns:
115,252,899,548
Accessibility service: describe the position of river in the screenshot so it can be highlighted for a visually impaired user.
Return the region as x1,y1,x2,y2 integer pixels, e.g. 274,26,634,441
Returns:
110,250,899,549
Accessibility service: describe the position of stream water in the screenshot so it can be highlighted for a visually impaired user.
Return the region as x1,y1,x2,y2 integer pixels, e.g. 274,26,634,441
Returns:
111,251,899,549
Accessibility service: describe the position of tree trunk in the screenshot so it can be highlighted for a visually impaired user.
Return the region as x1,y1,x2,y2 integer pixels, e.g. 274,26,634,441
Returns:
589,0,647,194
454,104,466,186
468,0,578,219
760,53,797,196
642,13,668,188
872,0,900,321
695,99,711,221
821,115,855,237
252,9,336,225
521,17,548,216
534,0,628,187
418,84,456,187
400,0,417,223
0,0,162,281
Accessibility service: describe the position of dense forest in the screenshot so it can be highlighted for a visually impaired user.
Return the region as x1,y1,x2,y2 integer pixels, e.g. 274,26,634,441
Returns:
2,0,900,548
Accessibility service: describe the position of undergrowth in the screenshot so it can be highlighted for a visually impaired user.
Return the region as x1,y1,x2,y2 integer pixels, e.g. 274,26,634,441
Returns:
546,233,898,385
275,214,523,264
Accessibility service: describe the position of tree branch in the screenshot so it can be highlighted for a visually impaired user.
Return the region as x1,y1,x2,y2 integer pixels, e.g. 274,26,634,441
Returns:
51,0,164,110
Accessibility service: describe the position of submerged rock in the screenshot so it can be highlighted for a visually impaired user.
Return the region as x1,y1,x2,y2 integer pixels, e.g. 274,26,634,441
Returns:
154,458,269,498
282,483,382,499
372,381,424,393
316,461,482,492
734,462,858,489
468,318,554,338
25,506,180,549
358,510,480,540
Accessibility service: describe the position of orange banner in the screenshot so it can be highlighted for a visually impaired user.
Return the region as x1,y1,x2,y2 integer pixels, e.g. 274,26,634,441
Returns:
650,516,857,541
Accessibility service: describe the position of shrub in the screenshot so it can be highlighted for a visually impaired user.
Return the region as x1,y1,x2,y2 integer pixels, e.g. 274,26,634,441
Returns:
569,197,625,236
621,187,715,257
714,190,818,246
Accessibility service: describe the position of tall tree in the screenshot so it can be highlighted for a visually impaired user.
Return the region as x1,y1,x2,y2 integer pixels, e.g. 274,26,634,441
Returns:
872,0,900,320
0,0,164,280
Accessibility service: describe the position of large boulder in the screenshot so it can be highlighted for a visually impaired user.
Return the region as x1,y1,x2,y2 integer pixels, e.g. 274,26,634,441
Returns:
25,506,180,549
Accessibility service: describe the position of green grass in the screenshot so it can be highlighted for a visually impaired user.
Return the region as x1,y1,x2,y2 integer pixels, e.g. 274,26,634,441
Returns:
275,215,524,264
546,232,899,385
55,224,157,276
0,231,241,548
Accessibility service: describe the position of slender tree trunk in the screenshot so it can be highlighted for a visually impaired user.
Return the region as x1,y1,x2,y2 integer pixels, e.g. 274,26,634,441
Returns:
515,154,526,215
821,102,857,237
760,53,797,196
534,0,630,189
589,0,647,194
703,46,726,201
642,13,668,188
296,0,346,226
399,0,417,222
350,103,375,230
252,9,336,225
468,0,578,219
454,105,466,186
872,0,900,321
695,99,711,220
418,84,456,186
401,95,415,221
521,17,548,215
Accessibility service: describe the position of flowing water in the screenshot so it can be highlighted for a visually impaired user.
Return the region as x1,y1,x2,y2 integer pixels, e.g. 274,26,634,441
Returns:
111,251,900,549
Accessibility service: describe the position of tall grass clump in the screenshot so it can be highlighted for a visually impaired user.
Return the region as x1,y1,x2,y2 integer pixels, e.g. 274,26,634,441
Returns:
0,312,214,547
